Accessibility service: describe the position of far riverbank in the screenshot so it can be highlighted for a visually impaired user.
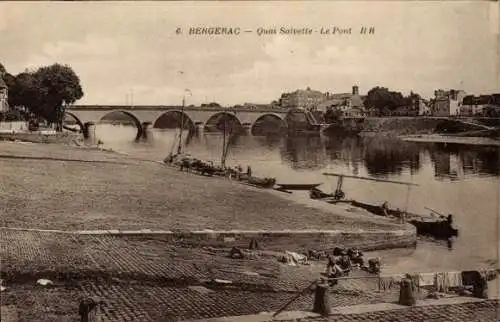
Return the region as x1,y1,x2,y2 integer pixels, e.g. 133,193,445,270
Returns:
399,134,500,146
363,116,500,137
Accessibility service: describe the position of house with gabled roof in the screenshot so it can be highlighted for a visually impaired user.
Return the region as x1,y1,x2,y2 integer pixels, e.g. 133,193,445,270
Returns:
316,85,366,118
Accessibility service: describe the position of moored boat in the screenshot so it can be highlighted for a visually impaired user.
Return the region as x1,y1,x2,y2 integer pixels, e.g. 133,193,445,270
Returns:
316,172,459,241
409,216,459,239
350,200,458,240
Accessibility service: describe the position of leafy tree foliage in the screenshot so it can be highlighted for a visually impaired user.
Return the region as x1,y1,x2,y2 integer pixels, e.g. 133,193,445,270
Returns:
364,87,419,114
8,72,41,111
34,64,84,130
201,102,221,108
1,62,84,131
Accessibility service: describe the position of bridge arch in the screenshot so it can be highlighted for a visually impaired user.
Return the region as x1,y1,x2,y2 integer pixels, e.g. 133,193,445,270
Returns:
99,110,143,141
63,111,85,132
204,111,243,134
251,113,286,136
153,110,196,132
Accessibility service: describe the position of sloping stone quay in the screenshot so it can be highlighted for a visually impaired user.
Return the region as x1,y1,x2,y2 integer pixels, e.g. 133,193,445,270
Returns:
1,227,416,253
0,141,416,252
80,228,415,252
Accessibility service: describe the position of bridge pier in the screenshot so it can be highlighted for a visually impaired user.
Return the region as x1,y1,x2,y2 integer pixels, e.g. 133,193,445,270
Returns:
137,122,152,141
82,122,96,140
194,122,204,136
241,123,252,135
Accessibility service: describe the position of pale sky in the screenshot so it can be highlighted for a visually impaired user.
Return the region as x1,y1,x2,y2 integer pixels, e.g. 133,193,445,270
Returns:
1,1,498,106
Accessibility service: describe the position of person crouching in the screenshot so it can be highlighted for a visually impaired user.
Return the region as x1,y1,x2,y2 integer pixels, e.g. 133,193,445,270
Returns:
326,255,344,286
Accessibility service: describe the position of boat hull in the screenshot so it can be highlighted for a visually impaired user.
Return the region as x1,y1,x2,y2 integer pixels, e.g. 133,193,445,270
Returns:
409,220,459,239
350,201,458,240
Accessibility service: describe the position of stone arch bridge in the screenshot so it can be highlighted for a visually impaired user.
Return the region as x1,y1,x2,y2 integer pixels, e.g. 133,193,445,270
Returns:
65,105,289,141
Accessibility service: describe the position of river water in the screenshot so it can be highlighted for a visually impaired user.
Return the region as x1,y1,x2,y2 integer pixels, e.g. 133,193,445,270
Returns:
92,124,500,275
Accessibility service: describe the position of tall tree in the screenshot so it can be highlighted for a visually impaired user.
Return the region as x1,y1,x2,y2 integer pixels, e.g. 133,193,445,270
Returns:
33,64,84,131
5,63,84,129
365,86,420,114
8,72,41,113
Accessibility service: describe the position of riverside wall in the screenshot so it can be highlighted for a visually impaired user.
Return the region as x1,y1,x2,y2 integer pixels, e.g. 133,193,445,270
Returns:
0,131,80,144
362,117,500,137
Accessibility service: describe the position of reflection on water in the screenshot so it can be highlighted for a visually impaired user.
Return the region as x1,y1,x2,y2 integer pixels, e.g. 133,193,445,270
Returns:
92,124,500,271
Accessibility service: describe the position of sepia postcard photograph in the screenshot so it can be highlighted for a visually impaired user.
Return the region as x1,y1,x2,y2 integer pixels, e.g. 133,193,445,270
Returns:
0,1,499,321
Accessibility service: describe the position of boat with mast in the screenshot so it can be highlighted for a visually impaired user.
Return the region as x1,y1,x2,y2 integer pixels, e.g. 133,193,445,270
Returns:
311,172,459,240
177,89,191,155
163,100,277,187
163,89,192,163
220,109,229,169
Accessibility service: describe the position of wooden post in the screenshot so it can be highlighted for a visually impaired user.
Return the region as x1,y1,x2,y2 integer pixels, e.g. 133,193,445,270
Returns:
273,280,318,318
248,238,260,250
79,297,103,322
398,278,417,306
473,274,489,299
312,283,331,316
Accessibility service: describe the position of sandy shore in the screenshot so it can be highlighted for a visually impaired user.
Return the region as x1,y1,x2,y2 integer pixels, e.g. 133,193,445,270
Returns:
0,141,410,231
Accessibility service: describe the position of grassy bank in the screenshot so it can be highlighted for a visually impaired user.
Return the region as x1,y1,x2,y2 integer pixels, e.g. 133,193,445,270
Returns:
0,141,405,233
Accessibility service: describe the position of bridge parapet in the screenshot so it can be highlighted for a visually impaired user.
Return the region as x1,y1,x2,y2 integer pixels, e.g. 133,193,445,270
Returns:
68,105,288,114
66,105,290,135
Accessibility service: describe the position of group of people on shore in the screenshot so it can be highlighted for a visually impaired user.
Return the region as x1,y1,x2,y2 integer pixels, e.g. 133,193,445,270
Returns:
322,247,381,286
162,153,277,189
163,152,253,178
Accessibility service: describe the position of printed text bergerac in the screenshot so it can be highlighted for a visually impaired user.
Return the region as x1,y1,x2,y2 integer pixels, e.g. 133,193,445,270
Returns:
188,27,314,36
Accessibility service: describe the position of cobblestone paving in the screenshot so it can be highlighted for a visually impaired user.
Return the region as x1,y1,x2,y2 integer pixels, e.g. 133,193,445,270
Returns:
0,229,96,274
77,282,403,321
301,300,500,322
3,230,496,321
2,231,342,292
0,230,407,294
0,284,81,322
